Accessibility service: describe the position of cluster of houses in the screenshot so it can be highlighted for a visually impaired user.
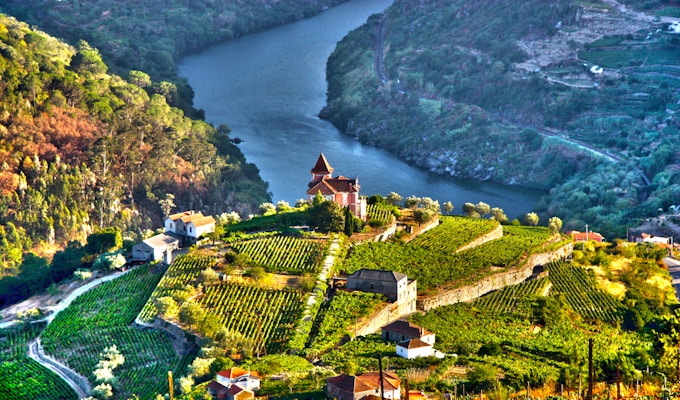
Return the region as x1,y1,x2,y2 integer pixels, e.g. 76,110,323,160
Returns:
131,210,216,263
208,367,260,400
205,319,440,400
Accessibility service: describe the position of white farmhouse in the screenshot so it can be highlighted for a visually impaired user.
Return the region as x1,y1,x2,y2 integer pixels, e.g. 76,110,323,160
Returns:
186,215,217,244
396,338,435,359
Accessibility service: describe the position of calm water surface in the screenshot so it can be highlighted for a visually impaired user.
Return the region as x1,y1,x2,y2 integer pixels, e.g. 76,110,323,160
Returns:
178,0,544,218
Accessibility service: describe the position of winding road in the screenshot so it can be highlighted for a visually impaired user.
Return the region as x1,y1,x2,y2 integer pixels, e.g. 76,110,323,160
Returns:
2,268,136,398
28,338,91,398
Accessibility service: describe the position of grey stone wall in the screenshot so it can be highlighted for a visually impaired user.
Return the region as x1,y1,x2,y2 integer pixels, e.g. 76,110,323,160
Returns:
456,224,503,253
418,243,573,311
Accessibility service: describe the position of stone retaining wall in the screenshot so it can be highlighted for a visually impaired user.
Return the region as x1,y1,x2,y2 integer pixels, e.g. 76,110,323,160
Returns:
456,224,503,253
418,243,573,311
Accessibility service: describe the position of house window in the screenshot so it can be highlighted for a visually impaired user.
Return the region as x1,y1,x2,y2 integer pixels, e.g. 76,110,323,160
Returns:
342,193,347,203
189,227,193,233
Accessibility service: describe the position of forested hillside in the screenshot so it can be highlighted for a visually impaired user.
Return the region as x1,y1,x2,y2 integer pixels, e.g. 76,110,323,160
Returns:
0,0,348,112
0,15,269,273
321,0,680,236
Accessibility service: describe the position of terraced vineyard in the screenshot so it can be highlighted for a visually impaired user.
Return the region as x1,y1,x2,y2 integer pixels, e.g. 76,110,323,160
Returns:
409,216,499,252
474,277,550,316
41,264,193,399
231,236,327,274
200,284,306,354
139,253,308,354
307,291,386,354
0,356,77,400
547,261,623,322
343,223,560,292
0,323,77,400
366,204,394,226
138,254,215,322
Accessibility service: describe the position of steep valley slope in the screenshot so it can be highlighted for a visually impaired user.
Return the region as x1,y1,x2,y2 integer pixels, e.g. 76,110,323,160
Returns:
321,0,680,236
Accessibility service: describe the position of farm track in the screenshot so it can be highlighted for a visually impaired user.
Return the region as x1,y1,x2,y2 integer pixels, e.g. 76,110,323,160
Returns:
28,338,91,398
2,267,136,399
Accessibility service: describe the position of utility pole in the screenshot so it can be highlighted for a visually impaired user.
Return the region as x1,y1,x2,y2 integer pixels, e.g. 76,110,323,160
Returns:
378,353,385,400
168,371,174,400
585,224,589,242
587,338,594,400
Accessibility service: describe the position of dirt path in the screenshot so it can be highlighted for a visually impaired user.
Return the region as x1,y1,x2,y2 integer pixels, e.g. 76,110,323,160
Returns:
3,268,137,399
28,338,91,398
1,268,134,329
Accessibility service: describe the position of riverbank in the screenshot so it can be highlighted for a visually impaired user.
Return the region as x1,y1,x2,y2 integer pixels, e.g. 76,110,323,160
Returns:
178,0,543,219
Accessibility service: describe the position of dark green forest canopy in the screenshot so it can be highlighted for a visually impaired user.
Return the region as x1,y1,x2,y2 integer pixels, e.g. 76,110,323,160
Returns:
0,0,348,112
321,0,680,236
0,15,269,272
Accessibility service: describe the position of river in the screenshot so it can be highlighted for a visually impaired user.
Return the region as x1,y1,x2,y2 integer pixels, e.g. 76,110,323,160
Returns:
178,0,544,219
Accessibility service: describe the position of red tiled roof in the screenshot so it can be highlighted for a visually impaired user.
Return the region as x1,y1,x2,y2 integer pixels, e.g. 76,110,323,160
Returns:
208,380,229,394
382,320,432,338
307,176,360,196
397,338,432,349
188,215,216,228
168,211,194,221
217,367,259,379
311,153,334,175
327,374,375,393
181,212,205,223
358,371,401,391
567,230,604,242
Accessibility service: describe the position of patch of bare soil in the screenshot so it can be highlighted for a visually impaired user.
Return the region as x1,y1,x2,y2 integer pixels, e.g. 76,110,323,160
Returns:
516,0,657,73
0,271,106,323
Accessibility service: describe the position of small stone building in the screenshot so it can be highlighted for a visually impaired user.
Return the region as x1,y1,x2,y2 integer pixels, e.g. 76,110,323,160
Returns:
131,233,180,262
347,269,409,303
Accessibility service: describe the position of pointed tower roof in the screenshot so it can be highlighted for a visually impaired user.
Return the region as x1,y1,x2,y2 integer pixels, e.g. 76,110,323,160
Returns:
311,153,334,176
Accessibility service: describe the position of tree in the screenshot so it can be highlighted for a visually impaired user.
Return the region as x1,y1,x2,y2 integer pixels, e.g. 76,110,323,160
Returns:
525,212,539,226
386,192,402,205
207,224,225,245
93,253,126,270
475,202,491,218
413,208,435,225
179,302,207,330
158,193,175,218
155,296,179,319
548,216,563,233
248,266,266,284
462,202,480,218
199,312,222,337
259,202,276,216
404,195,419,209
199,267,219,284
443,201,454,215
276,200,291,213
217,211,241,225
307,200,345,233
367,194,385,205
344,206,354,236
210,357,235,376
491,207,508,223
86,227,122,255
50,241,85,282
468,363,497,391
312,191,325,207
